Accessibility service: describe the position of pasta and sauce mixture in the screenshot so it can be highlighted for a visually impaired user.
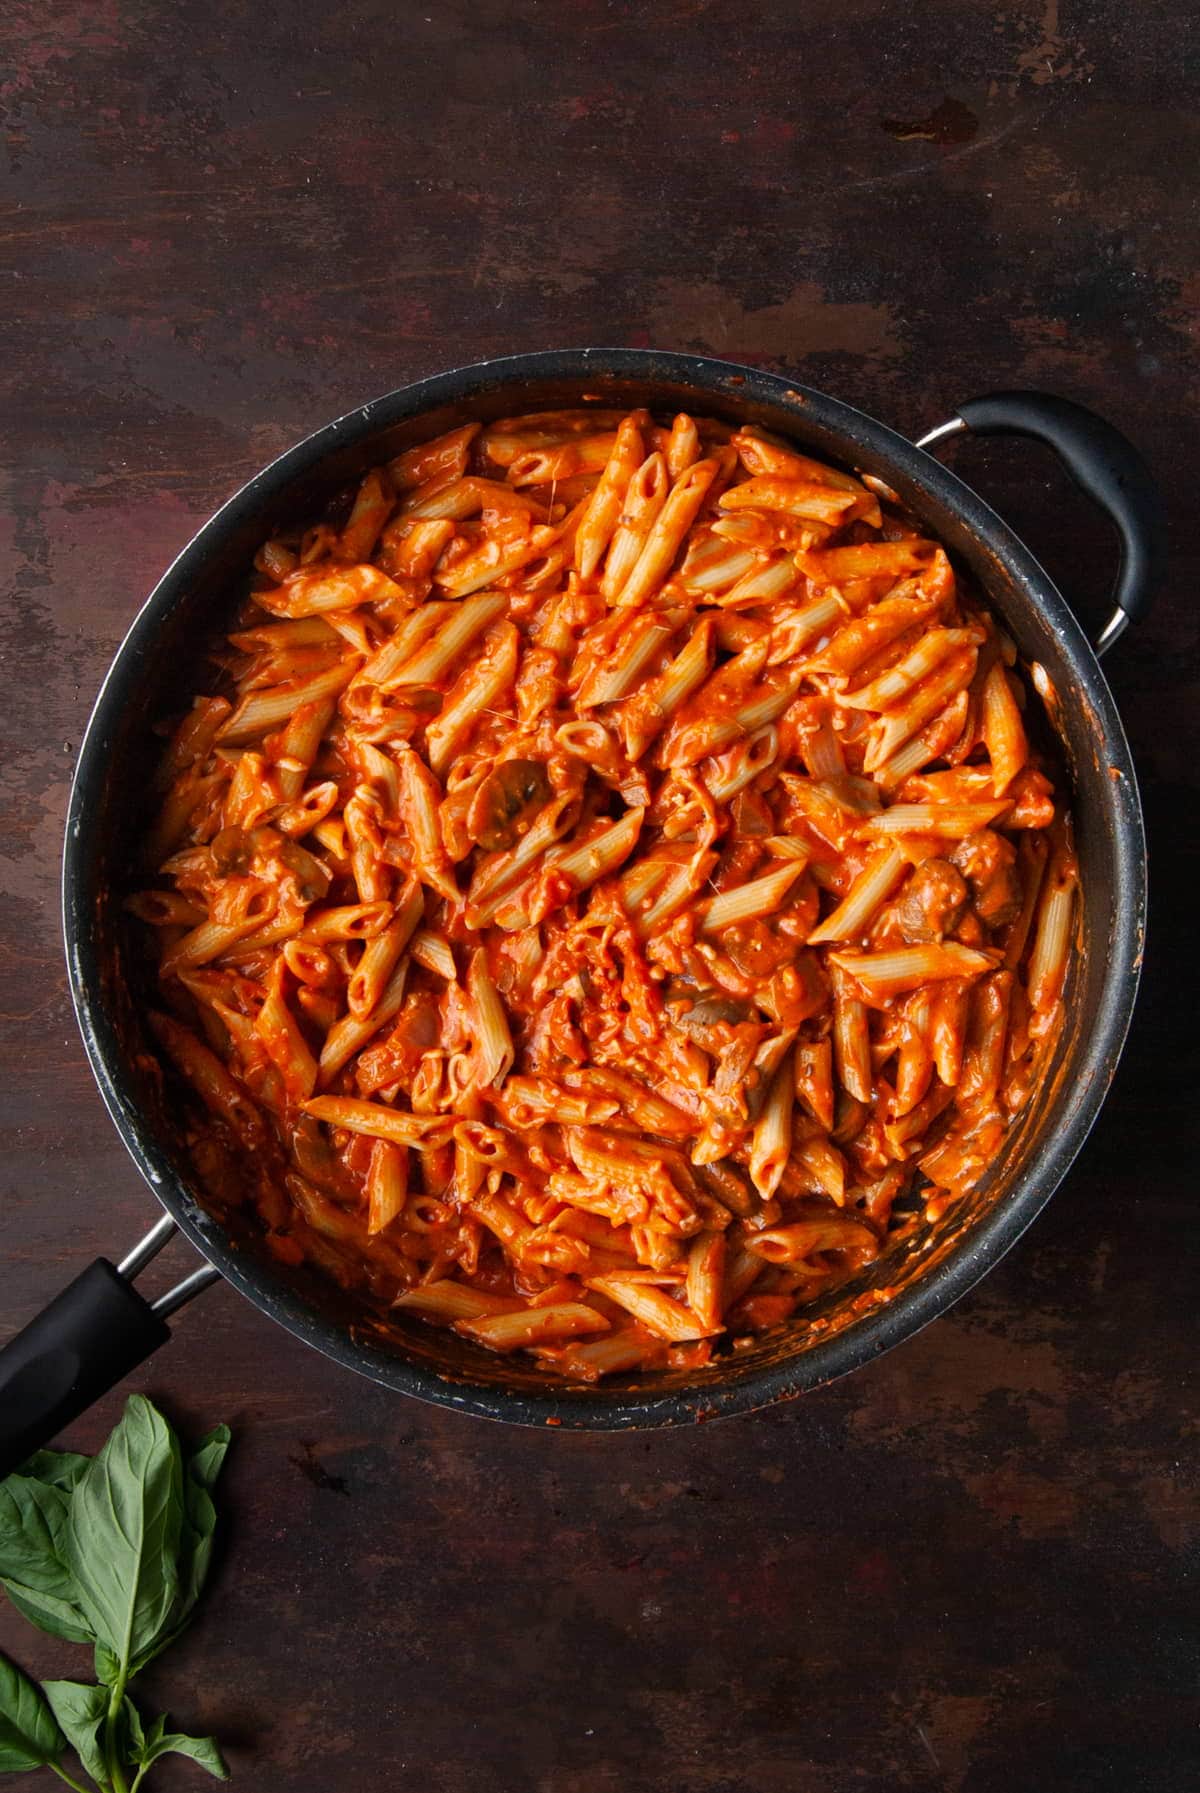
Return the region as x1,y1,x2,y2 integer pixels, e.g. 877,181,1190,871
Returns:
132,406,1077,1380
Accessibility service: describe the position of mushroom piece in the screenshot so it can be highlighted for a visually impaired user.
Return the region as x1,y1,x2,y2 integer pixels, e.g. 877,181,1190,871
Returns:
467,759,553,851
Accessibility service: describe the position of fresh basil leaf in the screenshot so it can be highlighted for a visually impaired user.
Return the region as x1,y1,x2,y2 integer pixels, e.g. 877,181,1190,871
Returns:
2,1580,94,1646
134,1716,229,1782
94,1639,122,1686
0,1652,65,1773
0,1475,79,1602
123,1695,146,1756
42,1681,109,1787
154,1423,231,1658
66,1395,184,1677
188,1428,230,1497
16,1451,91,1492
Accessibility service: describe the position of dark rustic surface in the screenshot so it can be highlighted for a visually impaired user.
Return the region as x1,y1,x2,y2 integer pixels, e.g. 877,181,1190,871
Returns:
2,3,1197,1789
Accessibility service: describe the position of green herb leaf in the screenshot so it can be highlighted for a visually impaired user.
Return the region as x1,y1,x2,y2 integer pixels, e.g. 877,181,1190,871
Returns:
94,1640,121,1687
42,1680,109,1787
0,1476,75,1599
133,1714,229,1782
66,1395,184,1681
123,1696,146,1756
169,1428,230,1643
0,1652,65,1774
0,1474,94,1644
188,1429,231,1497
1,1582,94,1647
17,1452,91,1492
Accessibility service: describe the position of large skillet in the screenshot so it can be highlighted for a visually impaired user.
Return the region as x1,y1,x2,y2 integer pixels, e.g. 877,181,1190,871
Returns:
0,350,1163,1464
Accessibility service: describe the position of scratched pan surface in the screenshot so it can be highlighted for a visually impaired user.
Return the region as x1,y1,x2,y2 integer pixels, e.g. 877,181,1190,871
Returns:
63,349,1146,1428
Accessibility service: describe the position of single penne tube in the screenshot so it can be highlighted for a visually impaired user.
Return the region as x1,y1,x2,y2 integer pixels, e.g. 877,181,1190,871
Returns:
600,452,670,602
365,1139,409,1235
409,928,460,979
718,554,801,610
576,615,674,708
388,422,480,490
838,628,978,712
749,1058,794,1200
535,1331,657,1382
393,746,458,901
804,592,938,677
316,959,409,1084
302,1095,455,1148
147,1011,267,1149
831,963,873,1101
731,428,868,492
585,1275,718,1342
929,978,971,1086
612,457,720,609
393,1280,519,1322
469,1188,533,1255
347,885,423,1017
686,1232,727,1333
702,724,779,803
426,621,520,775
552,807,646,892
384,591,508,684
718,474,860,524
271,697,336,800
829,942,999,1001
456,1303,611,1350
381,515,456,579
797,540,934,585
1026,858,1077,1012
679,536,760,593
574,412,646,578
229,618,335,653
467,946,515,1088
504,433,619,485
981,660,1030,796
701,860,806,932
338,467,394,560
217,657,360,745
162,906,275,973
746,1217,876,1264
254,958,318,1103
359,601,456,686
633,850,717,936
858,799,1012,839
807,845,909,943
666,412,701,478
250,562,403,619
300,901,393,943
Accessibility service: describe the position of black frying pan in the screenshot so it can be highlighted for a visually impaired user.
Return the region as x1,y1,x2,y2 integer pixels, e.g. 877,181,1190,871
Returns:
0,351,1163,1462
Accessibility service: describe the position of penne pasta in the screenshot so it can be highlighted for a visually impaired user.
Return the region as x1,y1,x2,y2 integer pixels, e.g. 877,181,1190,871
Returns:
132,402,1077,1381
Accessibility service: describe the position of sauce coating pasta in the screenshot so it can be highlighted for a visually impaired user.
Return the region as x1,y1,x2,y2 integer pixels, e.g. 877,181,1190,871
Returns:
131,407,1076,1381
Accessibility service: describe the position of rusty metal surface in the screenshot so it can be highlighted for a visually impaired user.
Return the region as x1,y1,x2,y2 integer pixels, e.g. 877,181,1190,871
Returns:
1,2,1196,1788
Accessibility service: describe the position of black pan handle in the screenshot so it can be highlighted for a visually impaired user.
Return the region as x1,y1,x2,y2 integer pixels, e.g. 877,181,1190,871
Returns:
916,389,1165,656
0,1214,219,1480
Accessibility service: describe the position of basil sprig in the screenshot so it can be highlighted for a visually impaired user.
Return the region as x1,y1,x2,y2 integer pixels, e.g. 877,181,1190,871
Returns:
0,1397,230,1791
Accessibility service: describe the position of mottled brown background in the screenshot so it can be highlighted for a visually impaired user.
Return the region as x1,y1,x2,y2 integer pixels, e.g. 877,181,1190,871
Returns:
2,2,1197,1788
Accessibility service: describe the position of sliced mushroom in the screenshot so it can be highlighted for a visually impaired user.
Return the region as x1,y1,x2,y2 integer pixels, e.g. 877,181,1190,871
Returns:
467,759,553,852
